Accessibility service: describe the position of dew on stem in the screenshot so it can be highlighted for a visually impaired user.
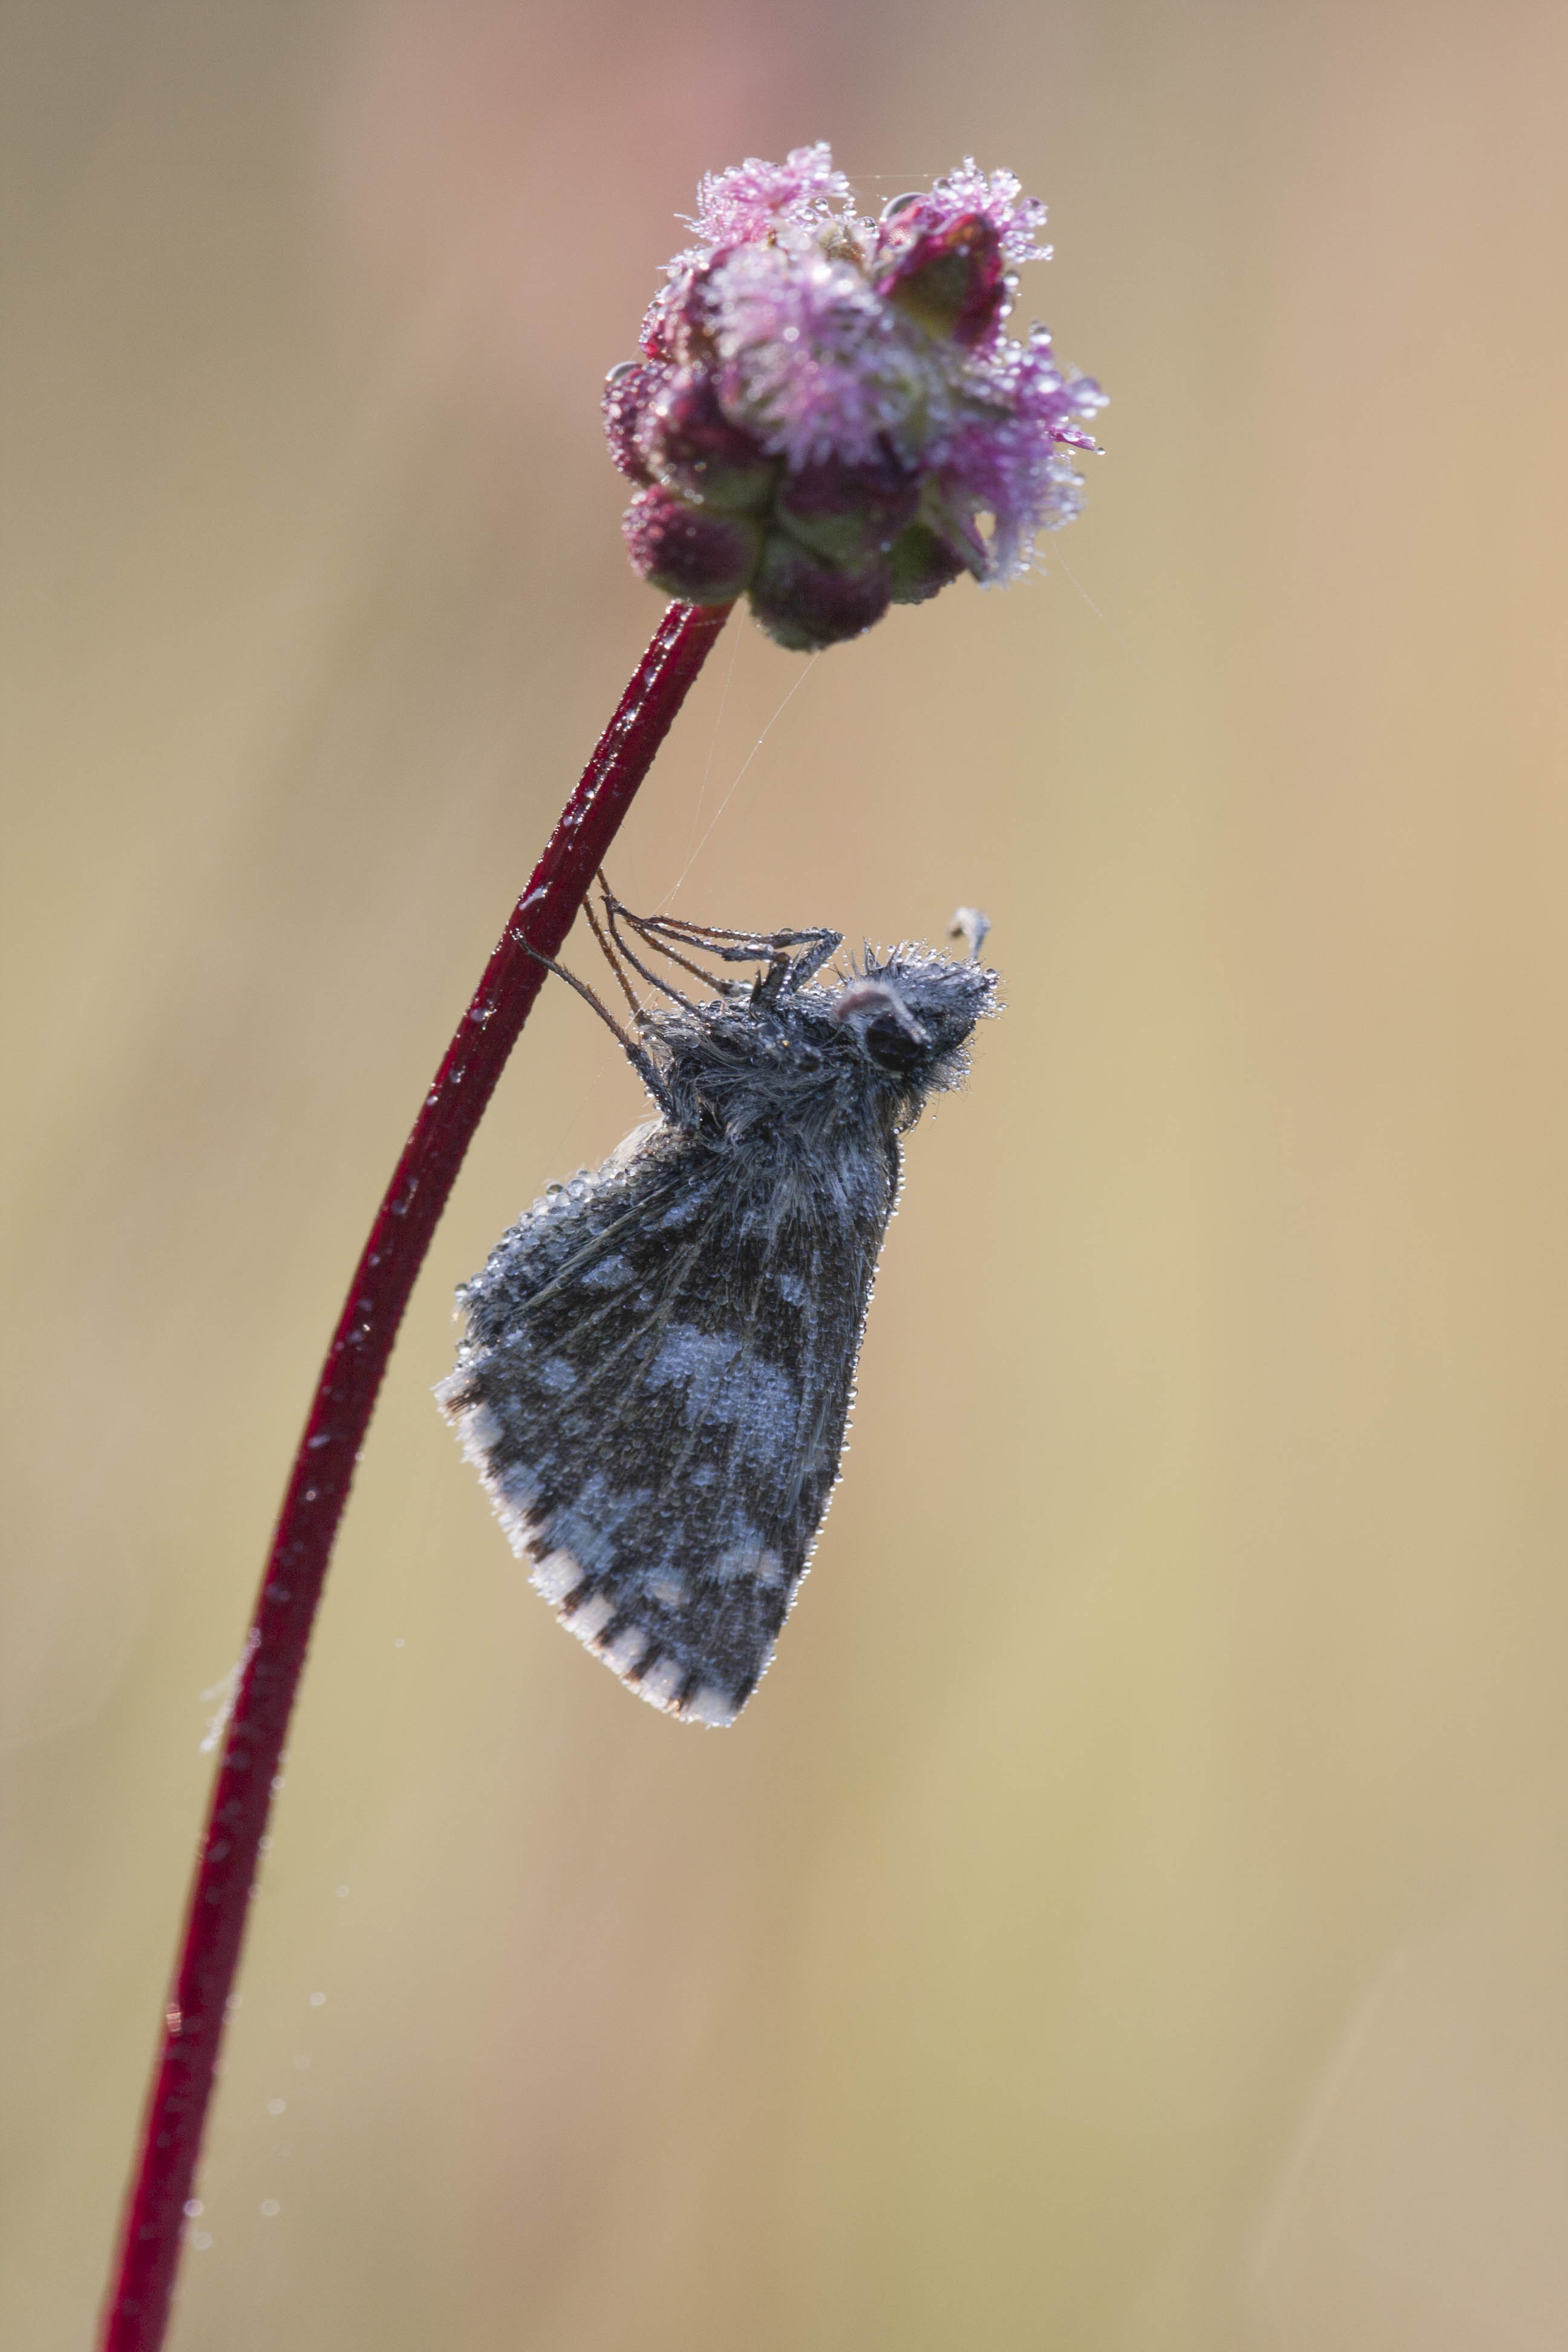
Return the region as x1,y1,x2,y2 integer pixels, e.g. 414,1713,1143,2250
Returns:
97,603,730,2352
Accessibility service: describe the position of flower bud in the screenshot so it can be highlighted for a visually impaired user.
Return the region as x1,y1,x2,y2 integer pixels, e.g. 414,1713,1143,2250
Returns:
877,212,1008,350
622,486,763,605
603,362,665,485
748,533,892,651
887,524,968,606
641,370,778,514
774,449,920,566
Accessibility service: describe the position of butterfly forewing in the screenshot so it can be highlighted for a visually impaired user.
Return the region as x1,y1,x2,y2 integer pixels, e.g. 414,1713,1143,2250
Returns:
438,1120,895,1724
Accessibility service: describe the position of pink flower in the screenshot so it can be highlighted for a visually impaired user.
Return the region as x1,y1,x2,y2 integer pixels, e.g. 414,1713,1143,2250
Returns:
609,146,1104,650
685,142,852,249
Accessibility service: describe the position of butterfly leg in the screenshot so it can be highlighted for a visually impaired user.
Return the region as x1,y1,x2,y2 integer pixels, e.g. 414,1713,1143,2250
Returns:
606,895,844,996
516,936,672,1110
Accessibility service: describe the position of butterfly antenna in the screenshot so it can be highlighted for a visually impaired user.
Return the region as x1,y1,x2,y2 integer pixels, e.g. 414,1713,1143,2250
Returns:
948,906,991,964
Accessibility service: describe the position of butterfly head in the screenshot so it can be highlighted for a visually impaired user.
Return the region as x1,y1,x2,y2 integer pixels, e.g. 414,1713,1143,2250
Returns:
827,944,998,1106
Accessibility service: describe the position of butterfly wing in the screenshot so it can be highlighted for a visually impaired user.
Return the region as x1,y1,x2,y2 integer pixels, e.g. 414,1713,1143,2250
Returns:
437,1120,897,1723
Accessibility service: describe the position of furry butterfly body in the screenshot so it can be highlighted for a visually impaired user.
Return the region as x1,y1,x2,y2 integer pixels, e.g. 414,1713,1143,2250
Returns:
438,912,996,1723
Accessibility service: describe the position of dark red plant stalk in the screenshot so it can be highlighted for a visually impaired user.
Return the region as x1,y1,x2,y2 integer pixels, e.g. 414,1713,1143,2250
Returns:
99,597,731,2352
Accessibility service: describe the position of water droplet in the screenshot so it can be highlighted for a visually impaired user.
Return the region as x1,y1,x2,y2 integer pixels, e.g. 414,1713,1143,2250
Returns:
267,2098,286,2115
309,1991,325,2007
183,2200,203,2218
260,2200,281,2218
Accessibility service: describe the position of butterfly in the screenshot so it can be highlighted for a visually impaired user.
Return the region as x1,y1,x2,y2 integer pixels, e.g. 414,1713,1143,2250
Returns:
437,888,997,1724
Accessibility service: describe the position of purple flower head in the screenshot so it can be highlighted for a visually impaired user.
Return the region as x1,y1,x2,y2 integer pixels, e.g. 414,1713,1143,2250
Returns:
609,145,1104,650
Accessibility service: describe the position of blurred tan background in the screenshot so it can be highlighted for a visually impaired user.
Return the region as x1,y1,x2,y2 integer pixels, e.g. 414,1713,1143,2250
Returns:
5,0,1568,2345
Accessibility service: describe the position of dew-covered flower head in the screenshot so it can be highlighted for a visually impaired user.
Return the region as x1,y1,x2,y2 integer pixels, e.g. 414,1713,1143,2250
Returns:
606,145,1105,652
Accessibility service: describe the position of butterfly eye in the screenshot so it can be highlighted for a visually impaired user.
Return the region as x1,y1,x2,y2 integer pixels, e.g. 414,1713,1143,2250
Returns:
860,1009,929,1072
829,978,929,1071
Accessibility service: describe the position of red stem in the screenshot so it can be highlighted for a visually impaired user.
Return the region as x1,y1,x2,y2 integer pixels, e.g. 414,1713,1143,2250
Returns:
99,598,732,2352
